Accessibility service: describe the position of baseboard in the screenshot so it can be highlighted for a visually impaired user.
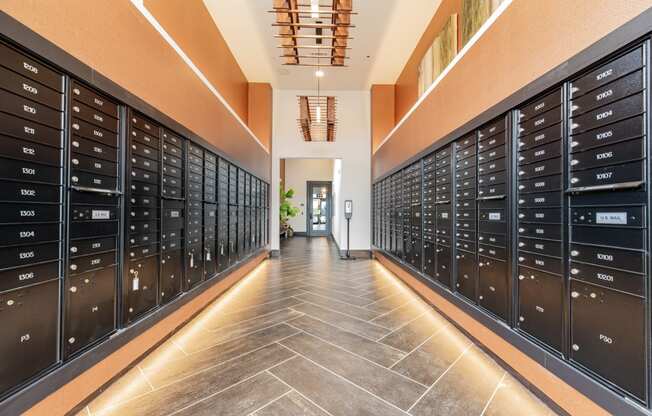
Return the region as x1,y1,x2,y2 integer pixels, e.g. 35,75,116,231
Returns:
270,249,280,258
339,250,372,259
294,231,307,236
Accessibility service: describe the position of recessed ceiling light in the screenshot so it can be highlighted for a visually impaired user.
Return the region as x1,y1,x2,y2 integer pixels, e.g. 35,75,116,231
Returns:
315,69,325,77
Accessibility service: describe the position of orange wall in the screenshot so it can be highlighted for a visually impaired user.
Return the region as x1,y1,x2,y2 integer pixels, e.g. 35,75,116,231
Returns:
248,83,273,151
1,0,271,180
373,0,652,179
144,0,249,123
370,84,395,153
394,0,462,123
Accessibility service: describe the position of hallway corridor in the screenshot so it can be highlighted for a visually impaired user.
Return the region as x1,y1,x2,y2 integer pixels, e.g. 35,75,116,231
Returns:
79,237,555,416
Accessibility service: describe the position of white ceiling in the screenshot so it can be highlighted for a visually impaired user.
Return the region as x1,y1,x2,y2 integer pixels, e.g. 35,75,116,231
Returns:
203,0,442,90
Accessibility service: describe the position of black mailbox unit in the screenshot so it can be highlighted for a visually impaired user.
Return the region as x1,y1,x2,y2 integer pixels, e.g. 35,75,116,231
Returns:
217,157,229,272
228,163,238,264
515,87,565,352
264,182,269,245
476,116,511,321
435,146,453,288
393,171,404,259
65,81,120,358
185,142,204,289
123,111,160,324
244,172,252,256
253,177,261,250
401,168,411,261
203,150,217,279
237,168,246,260
454,133,477,301
407,163,422,268
567,43,648,401
160,129,184,304
423,153,437,280
0,41,63,397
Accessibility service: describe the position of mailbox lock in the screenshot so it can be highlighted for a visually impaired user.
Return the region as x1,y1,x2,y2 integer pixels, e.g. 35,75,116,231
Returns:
70,264,77,271
570,250,579,256
70,246,78,253
590,292,597,299
68,337,76,344
7,300,15,306
69,286,77,293
519,316,525,322
571,268,579,275
571,291,579,298
572,344,580,351
518,274,525,280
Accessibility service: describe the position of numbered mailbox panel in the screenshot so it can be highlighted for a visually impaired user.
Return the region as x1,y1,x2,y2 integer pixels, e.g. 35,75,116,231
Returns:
0,41,64,398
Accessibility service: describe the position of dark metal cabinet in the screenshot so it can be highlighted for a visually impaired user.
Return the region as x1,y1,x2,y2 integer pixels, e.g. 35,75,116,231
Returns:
185,143,204,290
123,111,160,324
65,83,120,358
0,41,63,397
567,42,648,401
453,133,477,302
217,158,229,272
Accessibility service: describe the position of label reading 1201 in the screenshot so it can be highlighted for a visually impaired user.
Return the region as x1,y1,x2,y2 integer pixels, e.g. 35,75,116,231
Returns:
596,212,627,225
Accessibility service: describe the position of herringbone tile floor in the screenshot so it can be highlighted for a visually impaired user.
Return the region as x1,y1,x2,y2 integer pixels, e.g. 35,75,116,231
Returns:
79,237,556,416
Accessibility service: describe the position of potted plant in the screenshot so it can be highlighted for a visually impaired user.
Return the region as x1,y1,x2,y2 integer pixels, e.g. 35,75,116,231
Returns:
280,186,300,238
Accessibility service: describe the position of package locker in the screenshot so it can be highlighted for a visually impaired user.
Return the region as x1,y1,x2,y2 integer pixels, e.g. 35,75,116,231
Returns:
0,41,63,396
567,43,648,401
454,133,477,301
423,153,437,279
123,111,160,324
245,172,252,256
204,151,217,279
64,81,120,358
476,116,510,321
253,177,261,250
160,129,184,304
185,142,204,289
263,182,269,245
515,87,565,351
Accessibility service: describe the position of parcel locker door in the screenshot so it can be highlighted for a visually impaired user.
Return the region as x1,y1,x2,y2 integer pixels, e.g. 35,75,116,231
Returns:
436,244,452,288
517,267,562,351
63,266,116,358
455,250,476,301
570,280,646,399
204,239,217,279
477,256,508,320
124,256,159,324
160,250,183,304
423,242,436,279
0,280,59,396
186,244,203,289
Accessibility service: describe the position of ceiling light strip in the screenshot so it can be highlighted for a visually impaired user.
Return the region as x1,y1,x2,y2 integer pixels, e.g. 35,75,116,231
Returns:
129,0,268,153
375,0,513,154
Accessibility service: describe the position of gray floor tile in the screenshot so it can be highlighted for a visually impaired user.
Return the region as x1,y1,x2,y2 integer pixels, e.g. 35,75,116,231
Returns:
291,302,391,340
379,312,449,352
392,325,472,386
409,345,504,416
253,390,330,416
174,372,290,416
270,356,407,416
95,344,294,416
371,301,428,330
143,324,299,387
280,332,425,410
300,284,373,307
295,292,382,321
288,314,405,367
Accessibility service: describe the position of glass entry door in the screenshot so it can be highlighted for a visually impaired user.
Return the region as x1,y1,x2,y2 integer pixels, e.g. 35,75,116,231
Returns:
307,181,332,237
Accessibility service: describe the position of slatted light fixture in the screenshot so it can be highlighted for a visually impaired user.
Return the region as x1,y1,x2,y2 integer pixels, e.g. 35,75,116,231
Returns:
297,95,337,141
271,0,355,67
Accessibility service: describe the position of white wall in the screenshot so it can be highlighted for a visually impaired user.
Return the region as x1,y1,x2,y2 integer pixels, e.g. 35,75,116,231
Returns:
272,89,371,251
284,158,334,232
331,158,343,244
